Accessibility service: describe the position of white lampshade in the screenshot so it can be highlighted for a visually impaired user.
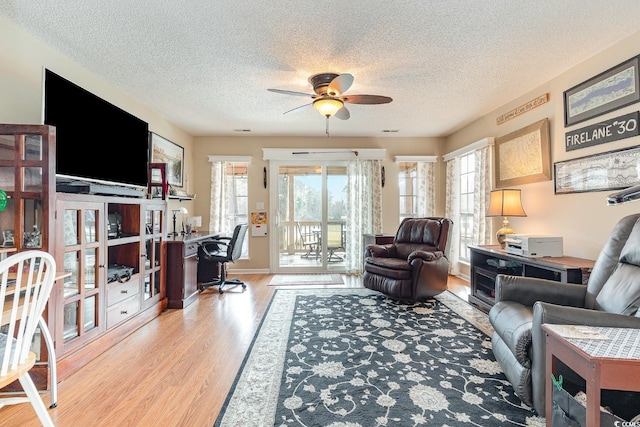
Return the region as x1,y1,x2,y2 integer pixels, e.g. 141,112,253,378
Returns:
486,189,527,249
313,98,344,117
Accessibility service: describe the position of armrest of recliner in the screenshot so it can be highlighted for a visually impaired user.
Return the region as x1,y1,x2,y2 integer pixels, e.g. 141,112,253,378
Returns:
364,244,397,258
495,274,587,308
408,250,444,263
533,301,640,329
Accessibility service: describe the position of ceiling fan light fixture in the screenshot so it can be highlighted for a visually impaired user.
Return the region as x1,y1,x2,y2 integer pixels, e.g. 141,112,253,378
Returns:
313,98,343,117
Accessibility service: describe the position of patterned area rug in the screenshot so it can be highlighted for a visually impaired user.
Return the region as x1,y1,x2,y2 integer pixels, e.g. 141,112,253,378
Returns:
214,289,544,426
268,274,344,286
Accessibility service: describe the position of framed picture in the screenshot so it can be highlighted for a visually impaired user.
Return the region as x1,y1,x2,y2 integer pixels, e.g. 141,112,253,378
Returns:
563,55,640,127
150,133,184,187
554,145,640,194
494,118,551,187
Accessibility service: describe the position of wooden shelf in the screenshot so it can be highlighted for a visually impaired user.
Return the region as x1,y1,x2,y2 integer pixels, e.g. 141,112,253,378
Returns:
168,195,195,201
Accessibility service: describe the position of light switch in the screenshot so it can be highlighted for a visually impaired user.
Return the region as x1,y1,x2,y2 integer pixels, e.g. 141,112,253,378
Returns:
256,202,265,210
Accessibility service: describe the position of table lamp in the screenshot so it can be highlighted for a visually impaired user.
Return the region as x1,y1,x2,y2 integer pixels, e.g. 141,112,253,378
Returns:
486,189,527,249
171,207,188,236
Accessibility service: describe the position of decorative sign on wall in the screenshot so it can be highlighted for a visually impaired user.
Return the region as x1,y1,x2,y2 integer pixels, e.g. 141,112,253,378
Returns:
554,145,640,194
496,93,549,125
564,55,640,127
565,111,640,151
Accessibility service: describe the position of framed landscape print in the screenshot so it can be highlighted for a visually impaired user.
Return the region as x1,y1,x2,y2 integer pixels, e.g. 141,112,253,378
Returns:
554,145,640,194
495,118,551,187
564,55,640,127
150,132,184,187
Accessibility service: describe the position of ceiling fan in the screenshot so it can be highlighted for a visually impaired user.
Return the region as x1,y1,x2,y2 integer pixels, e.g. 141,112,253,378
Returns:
268,72,393,122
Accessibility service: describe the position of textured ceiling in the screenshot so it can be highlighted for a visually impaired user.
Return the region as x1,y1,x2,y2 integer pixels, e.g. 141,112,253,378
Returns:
3,1,640,138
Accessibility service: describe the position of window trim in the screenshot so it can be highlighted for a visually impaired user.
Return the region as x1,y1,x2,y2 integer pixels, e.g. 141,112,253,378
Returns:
443,137,494,162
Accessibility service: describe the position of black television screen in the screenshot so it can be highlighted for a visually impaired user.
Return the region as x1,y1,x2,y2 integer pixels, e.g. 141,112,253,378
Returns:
44,69,149,188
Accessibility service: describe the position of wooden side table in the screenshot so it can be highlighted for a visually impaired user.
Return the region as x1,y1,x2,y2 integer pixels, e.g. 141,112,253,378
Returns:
543,324,640,426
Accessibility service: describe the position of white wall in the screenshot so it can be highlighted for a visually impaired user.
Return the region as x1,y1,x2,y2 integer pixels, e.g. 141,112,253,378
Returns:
0,14,196,215
445,30,640,260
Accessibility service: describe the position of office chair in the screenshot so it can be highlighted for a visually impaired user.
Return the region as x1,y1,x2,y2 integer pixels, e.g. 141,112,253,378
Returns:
199,224,248,294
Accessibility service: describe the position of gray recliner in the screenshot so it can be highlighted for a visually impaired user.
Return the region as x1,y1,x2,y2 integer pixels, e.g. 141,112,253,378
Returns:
489,213,640,415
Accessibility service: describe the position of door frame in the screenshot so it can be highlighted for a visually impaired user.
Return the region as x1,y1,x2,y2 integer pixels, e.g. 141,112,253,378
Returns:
263,148,386,274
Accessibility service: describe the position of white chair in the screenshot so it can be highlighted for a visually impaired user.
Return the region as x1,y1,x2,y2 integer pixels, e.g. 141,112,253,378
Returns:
0,250,56,426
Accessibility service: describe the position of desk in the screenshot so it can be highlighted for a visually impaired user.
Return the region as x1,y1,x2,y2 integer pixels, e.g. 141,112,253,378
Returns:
166,231,219,309
543,324,640,426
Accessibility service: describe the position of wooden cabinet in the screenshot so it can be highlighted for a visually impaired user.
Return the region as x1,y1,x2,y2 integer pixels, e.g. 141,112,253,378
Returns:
166,232,219,309
0,124,169,384
0,124,57,390
469,245,594,312
54,193,167,379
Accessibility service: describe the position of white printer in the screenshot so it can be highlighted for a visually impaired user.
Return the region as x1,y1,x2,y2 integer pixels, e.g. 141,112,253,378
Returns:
504,234,563,258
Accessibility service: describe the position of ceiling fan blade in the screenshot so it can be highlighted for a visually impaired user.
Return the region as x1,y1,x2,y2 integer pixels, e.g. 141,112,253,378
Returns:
334,106,350,120
343,94,393,104
268,88,315,98
328,73,354,96
283,102,313,115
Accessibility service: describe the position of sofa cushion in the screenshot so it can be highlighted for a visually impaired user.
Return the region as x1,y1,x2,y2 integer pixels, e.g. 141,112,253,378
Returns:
620,218,640,266
594,263,640,315
364,257,411,279
489,301,533,367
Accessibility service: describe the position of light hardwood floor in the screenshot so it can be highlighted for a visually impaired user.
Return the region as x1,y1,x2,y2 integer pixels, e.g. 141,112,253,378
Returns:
2,275,470,426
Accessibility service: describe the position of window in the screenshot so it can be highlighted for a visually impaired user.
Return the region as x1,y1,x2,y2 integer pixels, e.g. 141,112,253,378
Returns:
395,156,437,224
444,138,493,276
208,156,252,259
398,161,417,222
458,153,475,262
224,162,249,258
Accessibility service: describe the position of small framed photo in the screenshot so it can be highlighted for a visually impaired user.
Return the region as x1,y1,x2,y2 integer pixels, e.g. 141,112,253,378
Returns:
150,133,184,187
564,55,640,127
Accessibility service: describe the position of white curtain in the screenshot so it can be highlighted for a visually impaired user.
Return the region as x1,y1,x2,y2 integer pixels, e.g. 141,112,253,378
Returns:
444,157,461,275
444,144,493,275
345,159,382,274
473,145,493,246
209,161,226,232
416,161,436,217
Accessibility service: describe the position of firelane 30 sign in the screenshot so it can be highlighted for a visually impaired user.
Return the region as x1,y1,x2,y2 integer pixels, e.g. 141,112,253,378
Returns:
565,111,640,151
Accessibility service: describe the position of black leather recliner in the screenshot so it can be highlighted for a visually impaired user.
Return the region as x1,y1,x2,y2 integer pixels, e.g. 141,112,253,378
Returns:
363,217,452,301
489,213,640,415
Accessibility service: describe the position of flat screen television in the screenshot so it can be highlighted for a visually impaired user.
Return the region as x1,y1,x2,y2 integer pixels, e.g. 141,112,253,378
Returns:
43,69,150,188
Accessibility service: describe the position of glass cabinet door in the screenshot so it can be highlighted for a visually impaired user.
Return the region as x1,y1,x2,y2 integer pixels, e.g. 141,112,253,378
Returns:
143,205,164,306
57,200,105,351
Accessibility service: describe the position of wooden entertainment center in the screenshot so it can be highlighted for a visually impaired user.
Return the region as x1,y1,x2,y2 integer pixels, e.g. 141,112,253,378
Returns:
468,245,595,312
0,123,169,387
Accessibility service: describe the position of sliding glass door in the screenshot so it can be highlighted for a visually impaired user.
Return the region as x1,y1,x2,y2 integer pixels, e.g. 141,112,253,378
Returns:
272,161,347,273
